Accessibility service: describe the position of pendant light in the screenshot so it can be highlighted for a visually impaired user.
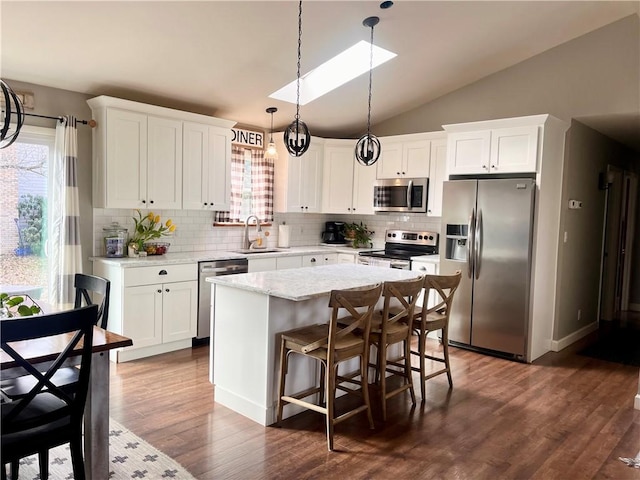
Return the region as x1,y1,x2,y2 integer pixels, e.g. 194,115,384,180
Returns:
284,0,311,157
265,107,278,160
1,80,25,149
355,16,381,166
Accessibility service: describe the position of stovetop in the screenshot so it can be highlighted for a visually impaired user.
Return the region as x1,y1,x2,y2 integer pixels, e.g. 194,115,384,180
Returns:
359,229,438,260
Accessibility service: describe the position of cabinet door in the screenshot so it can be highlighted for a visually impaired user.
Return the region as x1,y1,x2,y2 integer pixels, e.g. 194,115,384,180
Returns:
248,257,277,272
162,280,197,343
411,261,437,308
182,122,208,210
106,109,147,208
447,130,491,175
302,254,322,267
376,141,403,179
403,140,431,178
427,138,447,217
300,143,323,212
207,127,231,210
352,160,377,215
276,255,303,270
147,116,183,209
322,144,355,214
123,284,162,348
490,126,538,173
322,253,338,265
337,253,356,264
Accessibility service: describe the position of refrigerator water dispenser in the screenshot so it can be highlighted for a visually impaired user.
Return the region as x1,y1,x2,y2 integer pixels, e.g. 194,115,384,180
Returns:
445,224,468,261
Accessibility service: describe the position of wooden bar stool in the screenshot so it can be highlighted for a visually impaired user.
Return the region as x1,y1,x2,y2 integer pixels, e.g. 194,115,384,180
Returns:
276,283,382,451
409,272,461,400
368,277,424,421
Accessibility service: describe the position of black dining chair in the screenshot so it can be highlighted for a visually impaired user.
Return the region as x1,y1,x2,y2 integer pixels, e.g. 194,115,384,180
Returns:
1,304,97,480
1,273,111,401
74,273,111,329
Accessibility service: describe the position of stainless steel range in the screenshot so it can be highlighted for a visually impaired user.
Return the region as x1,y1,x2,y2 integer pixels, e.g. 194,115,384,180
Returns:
358,229,438,269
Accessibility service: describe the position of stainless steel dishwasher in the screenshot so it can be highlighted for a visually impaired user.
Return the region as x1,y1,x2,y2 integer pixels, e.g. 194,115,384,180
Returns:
197,258,248,340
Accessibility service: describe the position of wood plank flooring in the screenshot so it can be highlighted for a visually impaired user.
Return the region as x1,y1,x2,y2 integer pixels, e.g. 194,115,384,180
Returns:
109,335,640,479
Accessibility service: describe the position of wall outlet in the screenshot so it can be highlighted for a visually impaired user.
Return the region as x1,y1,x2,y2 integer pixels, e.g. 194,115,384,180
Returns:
568,199,583,209
577,309,582,320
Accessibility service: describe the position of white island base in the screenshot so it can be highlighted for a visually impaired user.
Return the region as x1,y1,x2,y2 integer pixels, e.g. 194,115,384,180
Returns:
209,264,421,426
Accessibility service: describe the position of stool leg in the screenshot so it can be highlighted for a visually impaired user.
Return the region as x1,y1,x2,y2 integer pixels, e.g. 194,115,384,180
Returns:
404,337,416,405
276,338,288,423
326,363,337,451
419,327,427,400
360,350,374,429
379,339,388,422
442,326,453,388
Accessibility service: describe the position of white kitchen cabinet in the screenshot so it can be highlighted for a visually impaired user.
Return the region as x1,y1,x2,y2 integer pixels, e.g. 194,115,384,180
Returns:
411,259,439,310
276,255,303,270
376,134,431,179
88,96,235,209
273,133,324,213
445,121,539,175
183,122,232,210
427,138,447,217
248,257,277,272
302,253,337,267
92,261,198,362
337,253,357,264
322,140,376,215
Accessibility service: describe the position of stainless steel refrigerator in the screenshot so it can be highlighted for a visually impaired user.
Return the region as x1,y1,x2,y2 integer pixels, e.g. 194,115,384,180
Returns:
440,178,535,361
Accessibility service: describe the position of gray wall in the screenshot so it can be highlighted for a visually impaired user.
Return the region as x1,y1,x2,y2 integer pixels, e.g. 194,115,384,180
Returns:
7,80,94,274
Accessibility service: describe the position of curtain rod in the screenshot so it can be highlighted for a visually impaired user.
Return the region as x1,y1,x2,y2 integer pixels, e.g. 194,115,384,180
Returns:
25,112,97,128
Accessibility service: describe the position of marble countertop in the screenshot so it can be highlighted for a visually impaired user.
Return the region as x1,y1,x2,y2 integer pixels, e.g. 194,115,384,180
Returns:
207,263,422,301
90,245,374,267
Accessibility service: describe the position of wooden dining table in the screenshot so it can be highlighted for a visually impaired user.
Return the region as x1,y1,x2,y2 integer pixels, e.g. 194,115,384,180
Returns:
1,325,132,478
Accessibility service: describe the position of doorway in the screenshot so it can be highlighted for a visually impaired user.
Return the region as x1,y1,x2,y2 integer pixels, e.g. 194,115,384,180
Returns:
600,165,638,321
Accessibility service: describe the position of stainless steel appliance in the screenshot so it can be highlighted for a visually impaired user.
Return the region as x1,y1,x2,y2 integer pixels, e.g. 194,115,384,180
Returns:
358,229,438,269
440,178,535,361
373,178,428,213
197,258,248,339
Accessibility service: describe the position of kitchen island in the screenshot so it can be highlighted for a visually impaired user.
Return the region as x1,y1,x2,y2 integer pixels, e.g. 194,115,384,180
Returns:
207,264,421,426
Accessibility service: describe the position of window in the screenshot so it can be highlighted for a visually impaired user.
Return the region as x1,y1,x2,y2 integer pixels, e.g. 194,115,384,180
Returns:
0,126,55,302
215,146,274,224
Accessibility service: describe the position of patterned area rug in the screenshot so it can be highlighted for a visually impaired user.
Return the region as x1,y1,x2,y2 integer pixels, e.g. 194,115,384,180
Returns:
11,419,196,479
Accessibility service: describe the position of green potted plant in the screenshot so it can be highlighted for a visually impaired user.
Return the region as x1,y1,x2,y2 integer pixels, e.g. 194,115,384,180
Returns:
342,222,374,248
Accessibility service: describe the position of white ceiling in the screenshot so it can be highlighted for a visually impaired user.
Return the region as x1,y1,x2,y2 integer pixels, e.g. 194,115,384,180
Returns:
1,1,639,149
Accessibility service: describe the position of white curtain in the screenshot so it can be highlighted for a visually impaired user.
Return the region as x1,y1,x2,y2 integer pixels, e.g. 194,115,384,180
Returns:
48,116,82,308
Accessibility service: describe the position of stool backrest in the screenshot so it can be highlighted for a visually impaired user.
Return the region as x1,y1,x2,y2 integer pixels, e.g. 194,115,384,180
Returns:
380,277,425,335
422,271,462,319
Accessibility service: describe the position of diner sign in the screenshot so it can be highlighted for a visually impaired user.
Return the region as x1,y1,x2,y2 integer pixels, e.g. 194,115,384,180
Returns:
232,127,264,150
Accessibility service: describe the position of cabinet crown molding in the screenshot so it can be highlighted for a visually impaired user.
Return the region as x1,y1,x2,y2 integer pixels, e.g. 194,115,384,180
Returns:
443,114,568,133
87,95,237,129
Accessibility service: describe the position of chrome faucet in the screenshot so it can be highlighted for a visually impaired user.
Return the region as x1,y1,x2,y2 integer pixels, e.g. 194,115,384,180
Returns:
243,215,262,250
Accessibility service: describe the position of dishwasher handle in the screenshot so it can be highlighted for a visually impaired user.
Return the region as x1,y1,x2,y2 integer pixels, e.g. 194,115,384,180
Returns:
201,264,247,274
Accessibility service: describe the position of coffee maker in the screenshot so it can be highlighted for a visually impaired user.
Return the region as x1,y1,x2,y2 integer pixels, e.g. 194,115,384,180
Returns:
321,221,346,244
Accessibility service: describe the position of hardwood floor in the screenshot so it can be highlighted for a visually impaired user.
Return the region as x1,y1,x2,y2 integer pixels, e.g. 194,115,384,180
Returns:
109,336,640,479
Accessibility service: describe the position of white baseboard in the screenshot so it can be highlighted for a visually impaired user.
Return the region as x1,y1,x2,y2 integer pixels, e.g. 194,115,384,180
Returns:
635,394,640,410
550,321,598,352
629,303,640,312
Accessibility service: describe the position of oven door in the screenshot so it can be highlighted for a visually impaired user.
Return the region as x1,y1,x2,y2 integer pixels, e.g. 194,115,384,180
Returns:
373,178,428,213
358,255,411,270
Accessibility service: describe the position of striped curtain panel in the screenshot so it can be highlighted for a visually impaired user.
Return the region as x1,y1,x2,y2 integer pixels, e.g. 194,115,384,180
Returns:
214,146,274,223
49,116,82,308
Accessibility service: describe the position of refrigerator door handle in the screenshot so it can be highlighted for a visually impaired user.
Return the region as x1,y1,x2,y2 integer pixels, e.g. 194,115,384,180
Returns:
475,208,483,279
467,208,475,278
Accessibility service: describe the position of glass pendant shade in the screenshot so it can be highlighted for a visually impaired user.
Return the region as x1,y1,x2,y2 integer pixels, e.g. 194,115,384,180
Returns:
1,80,25,149
284,119,310,157
355,133,381,167
265,107,279,160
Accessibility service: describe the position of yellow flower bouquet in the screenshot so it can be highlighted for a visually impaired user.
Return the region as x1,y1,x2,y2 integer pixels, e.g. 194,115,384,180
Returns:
130,210,176,255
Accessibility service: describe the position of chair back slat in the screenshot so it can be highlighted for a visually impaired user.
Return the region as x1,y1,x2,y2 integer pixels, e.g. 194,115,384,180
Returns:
1,305,97,432
422,271,462,319
74,273,110,329
380,277,424,333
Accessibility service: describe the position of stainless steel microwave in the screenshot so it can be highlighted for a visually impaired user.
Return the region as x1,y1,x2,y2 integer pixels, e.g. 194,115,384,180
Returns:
373,178,429,213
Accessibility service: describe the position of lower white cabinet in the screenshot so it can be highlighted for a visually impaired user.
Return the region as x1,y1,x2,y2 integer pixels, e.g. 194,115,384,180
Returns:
303,253,337,267
337,253,357,264
248,257,277,272
411,259,439,310
93,261,197,362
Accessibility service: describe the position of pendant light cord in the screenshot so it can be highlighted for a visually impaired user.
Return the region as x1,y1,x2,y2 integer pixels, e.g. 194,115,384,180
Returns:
295,0,303,122
366,22,374,137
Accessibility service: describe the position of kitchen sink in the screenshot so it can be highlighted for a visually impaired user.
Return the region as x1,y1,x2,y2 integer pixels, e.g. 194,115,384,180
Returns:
233,249,281,254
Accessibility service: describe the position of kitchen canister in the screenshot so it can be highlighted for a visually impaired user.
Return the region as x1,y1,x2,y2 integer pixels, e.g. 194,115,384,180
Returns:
278,224,290,248
103,222,129,257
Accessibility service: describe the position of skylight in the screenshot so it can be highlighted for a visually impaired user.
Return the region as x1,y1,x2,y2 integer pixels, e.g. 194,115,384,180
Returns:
269,40,397,105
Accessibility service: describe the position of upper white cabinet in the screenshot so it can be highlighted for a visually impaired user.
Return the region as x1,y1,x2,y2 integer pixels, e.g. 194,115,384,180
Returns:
322,139,376,215
444,118,540,175
88,96,235,210
182,122,232,211
427,138,447,217
376,134,432,179
273,132,324,213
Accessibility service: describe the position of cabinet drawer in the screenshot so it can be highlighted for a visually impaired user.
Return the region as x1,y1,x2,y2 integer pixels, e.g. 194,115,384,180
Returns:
124,263,197,286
